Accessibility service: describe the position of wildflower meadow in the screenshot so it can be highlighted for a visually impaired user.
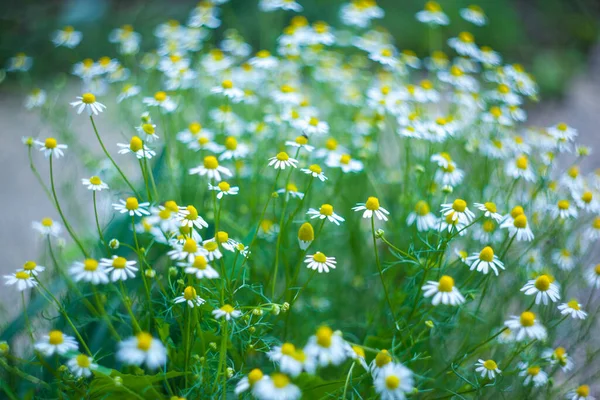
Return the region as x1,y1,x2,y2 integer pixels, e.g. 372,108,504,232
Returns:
2,1,600,399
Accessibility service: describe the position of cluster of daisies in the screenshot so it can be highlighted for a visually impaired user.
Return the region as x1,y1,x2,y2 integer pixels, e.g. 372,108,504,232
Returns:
4,0,600,399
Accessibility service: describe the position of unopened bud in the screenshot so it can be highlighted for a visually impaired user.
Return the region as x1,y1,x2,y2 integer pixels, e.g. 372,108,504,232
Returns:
282,302,290,312
252,308,263,316
109,239,120,249
272,304,281,315
114,376,123,386
145,269,156,278
169,267,178,277
226,367,234,378
375,229,384,238
425,320,434,329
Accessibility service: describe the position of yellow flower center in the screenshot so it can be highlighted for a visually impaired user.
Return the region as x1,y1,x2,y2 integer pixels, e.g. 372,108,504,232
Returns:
576,385,590,397
280,84,295,93
136,332,153,351
272,373,290,389
48,330,64,345
89,176,102,186
204,241,218,252
582,192,593,203
568,166,580,178
189,122,202,134
483,220,495,233
438,275,454,292
84,259,99,271
380,48,392,57
315,326,333,347
513,215,528,229
41,218,53,227
248,369,263,385
365,197,380,211
82,93,96,104
183,239,198,253
484,202,497,213
483,360,498,370
276,152,289,161
452,199,467,212
214,182,230,193
325,138,338,150
215,231,229,244
425,1,441,12
223,137,237,151
459,31,474,43
298,222,314,241
450,66,463,77
511,206,524,218
130,136,143,152
313,252,327,263
112,257,127,269
159,208,171,220
76,354,91,368
375,349,392,367
45,138,57,149
125,197,139,210
15,271,30,280
23,261,36,271
204,156,219,169
561,248,571,257
165,200,179,212
445,212,458,225
154,91,167,102
595,264,600,275
220,304,234,313
516,156,528,170
414,200,430,216
183,205,198,221
257,50,271,58
221,80,233,89
142,124,155,135
527,366,540,376
352,345,365,358
520,311,535,327
280,343,296,356
534,275,550,291
193,255,207,270
385,375,400,389
558,200,570,210
183,286,197,300
319,204,334,216
567,299,580,310
308,117,319,126
295,135,308,145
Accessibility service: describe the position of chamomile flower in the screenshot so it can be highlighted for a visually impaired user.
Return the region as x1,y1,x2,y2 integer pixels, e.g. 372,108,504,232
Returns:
407,201,437,231
301,164,327,181
212,304,242,320
69,259,109,284
475,360,503,383
209,181,239,199
508,214,535,242
268,152,298,170
117,136,156,159
305,251,337,273
99,256,138,282
32,217,62,237
369,349,393,378
113,197,151,217
4,271,37,291
286,135,314,152
550,199,578,219
416,1,449,25
20,261,45,276
474,202,503,222
567,385,594,400
460,5,487,26
542,347,574,372
258,220,280,241
518,362,548,387
504,311,547,341
548,122,578,142
51,26,82,48
448,32,479,58
235,369,268,396
35,137,68,159
552,248,575,271
267,343,312,377
24,88,47,109
67,354,98,378
422,275,465,306
190,156,232,182
506,155,535,182
200,240,223,261
143,91,177,113
117,332,167,370
585,264,600,288
181,255,219,279
297,222,315,250
304,326,347,367
6,52,33,72
253,373,301,400
136,122,160,142
347,345,368,370
307,204,344,225
434,163,464,187
176,205,208,230
466,246,505,276
174,286,205,308
352,196,390,221
558,299,587,320
249,50,279,70
34,331,78,356
168,238,204,262
373,362,414,400
81,176,109,191
211,79,244,103
520,274,560,305
116,83,141,103
70,93,106,115
277,183,304,200
325,153,364,173
440,199,475,225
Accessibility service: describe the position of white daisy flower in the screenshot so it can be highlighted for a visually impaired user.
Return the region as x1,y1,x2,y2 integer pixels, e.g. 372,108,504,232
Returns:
135,122,159,142
174,286,205,308
6,52,33,72
24,88,47,109
34,330,78,356
99,256,138,282
209,181,239,199
542,347,574,372
304,326,347,367
518,362,548,387
306,204,344,225
206,231,238,253
373,362,414,400
253,373,301,400
35,137,68,159
211,80,244,103
352,196,390,221
325,153,364,173
176,205,208,230
475,359,501,379
116,83,141,103
69,259,109,285
67,354,98,378
552,248,575,271
20,260,45,276
558,300,588,320
585,264,600,288
305,252,336,273
248,50,279,70
117,332,167,369
440,199,475,225
142,91,177,113
422,275,465,306
286,135,315,152
566,385,594,400
32,217,62,237
506,155,535,182
180,255,220,279
81,176,109,191
460,5,487,26
369,349,394,379
212,304,242,320
189,156,232,182
267,343,313,377
504,311,547,342
416,1,449,25
474,202,503,222
508,214,535,242
301,164,327,181
520,274,560,305
4,271,38,291
448,31,479,58
466,246,505,276
168,238,204,262
51,26,83,48
277,183,304,200
268,152,298,170
235,369,268,396
549,199,578,219
70,93,106,115
112,197,151,217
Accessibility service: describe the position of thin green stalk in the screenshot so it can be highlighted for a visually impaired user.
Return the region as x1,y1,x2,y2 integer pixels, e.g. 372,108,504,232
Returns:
93,191,110,255
371,216,397,327
342,362,356,399
27,146,53,204
118,281,141,332
213,320,228,396
131,216,154,330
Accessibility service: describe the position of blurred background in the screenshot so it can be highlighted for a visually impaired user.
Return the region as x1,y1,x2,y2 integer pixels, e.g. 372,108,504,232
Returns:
1,0,600,320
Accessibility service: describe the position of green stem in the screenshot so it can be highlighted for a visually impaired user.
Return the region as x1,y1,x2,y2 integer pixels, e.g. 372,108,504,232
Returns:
93,191,110,255
371,216,397,327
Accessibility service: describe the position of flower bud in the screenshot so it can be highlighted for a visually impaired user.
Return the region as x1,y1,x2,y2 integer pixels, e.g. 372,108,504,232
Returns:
252,308,263,316
114,376,123,386
169,267,178,277
145,269,156,278
109,239,120,249
375,228,384,238
282,302,290,312
297,222,314,250
0,341,9,355
226,367,234,378
272,304,281,315
425,320,434,329
209,342,217,350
